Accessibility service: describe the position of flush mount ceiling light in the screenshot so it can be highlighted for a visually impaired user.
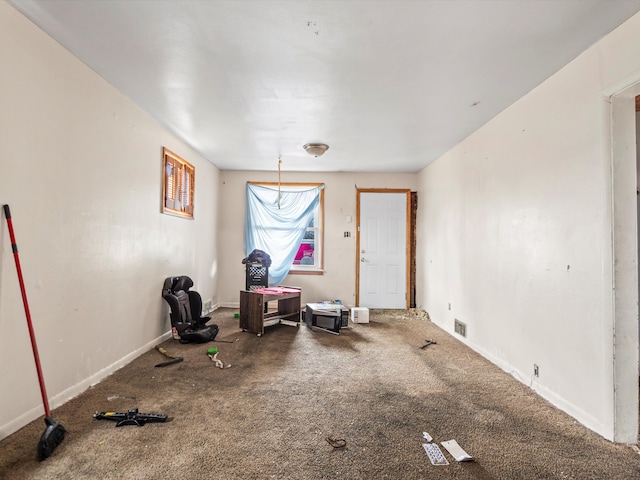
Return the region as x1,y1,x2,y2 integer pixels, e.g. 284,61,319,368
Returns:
303,143,329,157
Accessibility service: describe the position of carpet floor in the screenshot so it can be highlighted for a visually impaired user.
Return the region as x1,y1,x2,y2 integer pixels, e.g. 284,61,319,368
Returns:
1,308,639,480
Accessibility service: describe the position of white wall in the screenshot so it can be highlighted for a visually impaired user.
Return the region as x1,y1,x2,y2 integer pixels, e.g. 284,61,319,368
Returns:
218,170,417,307
0,2,220,440
7,0,638,447
417,12,640,442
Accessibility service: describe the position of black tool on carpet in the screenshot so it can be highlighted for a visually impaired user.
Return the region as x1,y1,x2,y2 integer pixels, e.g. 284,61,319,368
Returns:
93,408,168,427
325,436,347,448
419,339,437,349
154,345,184,367
3,204,66,461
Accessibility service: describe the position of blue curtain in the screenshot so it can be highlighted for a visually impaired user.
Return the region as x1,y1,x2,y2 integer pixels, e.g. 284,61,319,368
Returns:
244,183,322,286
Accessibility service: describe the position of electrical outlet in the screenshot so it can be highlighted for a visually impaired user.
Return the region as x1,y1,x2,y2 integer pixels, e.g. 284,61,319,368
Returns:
534,364,539,377
344,231,351,237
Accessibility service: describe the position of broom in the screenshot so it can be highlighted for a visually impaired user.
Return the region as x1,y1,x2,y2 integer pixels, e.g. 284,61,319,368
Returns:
3,205,66,460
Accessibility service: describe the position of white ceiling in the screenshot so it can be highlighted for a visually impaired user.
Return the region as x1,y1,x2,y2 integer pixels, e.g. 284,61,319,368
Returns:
9,0,640,173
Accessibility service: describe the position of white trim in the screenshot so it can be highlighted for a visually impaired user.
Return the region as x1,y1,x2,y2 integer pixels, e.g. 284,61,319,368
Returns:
609,85,640,443
456,335,607,437
0,331,172,441
220,301,240,309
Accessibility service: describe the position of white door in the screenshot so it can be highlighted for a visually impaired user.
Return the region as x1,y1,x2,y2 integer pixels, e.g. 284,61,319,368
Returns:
358,191,408,308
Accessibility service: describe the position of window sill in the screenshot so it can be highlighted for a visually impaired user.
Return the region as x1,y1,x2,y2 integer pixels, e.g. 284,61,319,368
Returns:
289,268,324,275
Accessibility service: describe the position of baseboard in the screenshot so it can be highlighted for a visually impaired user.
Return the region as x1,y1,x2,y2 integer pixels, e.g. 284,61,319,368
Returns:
219,301,240,309
0,330,172,442
0,405,45,441
439,324,608,440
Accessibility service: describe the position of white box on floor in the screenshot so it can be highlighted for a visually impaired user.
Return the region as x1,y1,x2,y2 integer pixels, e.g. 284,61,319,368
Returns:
350,307,369,323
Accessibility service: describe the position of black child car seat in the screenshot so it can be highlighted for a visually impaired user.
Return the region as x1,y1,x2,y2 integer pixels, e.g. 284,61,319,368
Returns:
162,276,219,343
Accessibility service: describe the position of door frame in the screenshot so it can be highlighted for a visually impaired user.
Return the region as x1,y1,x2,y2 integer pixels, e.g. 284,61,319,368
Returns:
608,81,640,443
355,188,411,308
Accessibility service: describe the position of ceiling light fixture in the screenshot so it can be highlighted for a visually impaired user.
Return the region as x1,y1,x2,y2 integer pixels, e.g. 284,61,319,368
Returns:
303,143,329,157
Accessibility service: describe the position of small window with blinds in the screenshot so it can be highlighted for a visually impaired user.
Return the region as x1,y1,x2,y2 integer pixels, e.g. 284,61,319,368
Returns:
162,147,195,218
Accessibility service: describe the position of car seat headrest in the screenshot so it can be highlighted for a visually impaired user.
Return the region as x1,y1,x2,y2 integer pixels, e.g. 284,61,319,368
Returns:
173,276,194,292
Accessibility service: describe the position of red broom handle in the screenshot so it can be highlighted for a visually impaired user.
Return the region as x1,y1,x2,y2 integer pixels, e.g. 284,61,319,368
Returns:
3,205,51,417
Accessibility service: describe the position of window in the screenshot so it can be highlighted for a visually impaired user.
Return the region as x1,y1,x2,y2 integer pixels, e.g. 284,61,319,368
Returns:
249,182,324,275
162,148,195,218
292,210,319,269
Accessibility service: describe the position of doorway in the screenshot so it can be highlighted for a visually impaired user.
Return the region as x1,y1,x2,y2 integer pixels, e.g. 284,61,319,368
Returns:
609,85,640,443
356,189,411,308
636,94,640,443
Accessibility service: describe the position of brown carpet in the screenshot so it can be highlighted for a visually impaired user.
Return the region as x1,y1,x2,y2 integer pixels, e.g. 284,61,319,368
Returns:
1,308,639,480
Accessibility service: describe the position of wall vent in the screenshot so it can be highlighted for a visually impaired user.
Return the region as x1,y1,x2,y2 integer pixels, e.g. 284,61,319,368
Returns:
454,319,467,338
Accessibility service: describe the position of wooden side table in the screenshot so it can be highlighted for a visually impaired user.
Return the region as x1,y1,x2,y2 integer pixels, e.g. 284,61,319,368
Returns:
239,286,301,336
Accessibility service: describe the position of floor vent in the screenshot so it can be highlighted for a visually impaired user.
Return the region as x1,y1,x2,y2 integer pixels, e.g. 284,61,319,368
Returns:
454,319,467,338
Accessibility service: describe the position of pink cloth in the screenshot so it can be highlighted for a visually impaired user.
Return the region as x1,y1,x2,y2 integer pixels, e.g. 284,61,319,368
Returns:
252,287,300,295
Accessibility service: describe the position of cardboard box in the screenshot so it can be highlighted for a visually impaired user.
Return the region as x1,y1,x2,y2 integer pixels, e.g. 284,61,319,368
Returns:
350,307,369,323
